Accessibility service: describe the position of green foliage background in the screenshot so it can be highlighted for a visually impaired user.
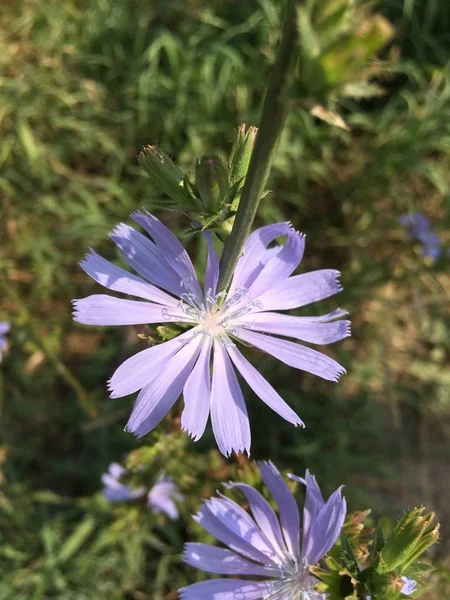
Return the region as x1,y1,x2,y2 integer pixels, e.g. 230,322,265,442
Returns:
0,0,449,597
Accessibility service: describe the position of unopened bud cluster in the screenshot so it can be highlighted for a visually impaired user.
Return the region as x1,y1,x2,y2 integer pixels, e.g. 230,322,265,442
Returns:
138,124,257,234
312,507,439,600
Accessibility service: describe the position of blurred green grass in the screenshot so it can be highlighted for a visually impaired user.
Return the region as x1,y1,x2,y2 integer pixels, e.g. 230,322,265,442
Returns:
0,0,450,597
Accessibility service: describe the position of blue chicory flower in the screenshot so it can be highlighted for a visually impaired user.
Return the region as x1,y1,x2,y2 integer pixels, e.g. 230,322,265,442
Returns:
147,474,183,519
400,576,417,595
73,211,349,456
398,212,441,259
101,462,146,502
366,575,417,599
102,463,181,519
179,461,346,599
0,322,10,363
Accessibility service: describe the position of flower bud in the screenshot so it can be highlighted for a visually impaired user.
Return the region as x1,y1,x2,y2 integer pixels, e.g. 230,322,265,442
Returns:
139,145,190,208
229,123,258,185
195,155,229,213
379,507,439,573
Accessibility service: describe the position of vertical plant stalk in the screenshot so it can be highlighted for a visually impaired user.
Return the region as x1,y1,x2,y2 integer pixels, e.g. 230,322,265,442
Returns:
217,0,298,292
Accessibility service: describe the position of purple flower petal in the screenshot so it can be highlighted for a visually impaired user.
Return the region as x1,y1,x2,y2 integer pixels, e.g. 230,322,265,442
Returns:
401,576,417,595
72,295,188,326
229,222,296,295
239,312,350,345
289,471,325,549
108,330,194,398
257,461,300,558
125,335,203,437
107,462,127,479
79,250,179,307
110,223,182,295
101,462,145,502
0,322,10,335
183,543,278,576
238,329,346,382
248,230,305,298
301,486,346,564
179,579,271,600
254,269,342,311
103,486,145,502
203,232,219,296
223,481,288,558
131,211,203,300
211,341,250,457
147,477,181,519
195,496,278,564
182,338,212,441
226,345,304,427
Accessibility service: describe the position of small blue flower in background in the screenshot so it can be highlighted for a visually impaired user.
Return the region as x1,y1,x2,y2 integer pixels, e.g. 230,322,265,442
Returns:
101,463,181,519
398,212,442,259
179,461,346,599
73,212,350,457
147,474,183,520
366,575,416,599
399,576,417,595
0,322,10,363
101,462,146,502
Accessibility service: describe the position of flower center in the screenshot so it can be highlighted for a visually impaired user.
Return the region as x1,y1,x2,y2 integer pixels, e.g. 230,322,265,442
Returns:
263,560,325,600
178,287,263,340
201,311,224,336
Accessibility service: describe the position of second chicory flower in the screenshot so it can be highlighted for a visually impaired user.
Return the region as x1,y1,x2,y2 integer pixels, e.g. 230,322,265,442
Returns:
180,461,346,599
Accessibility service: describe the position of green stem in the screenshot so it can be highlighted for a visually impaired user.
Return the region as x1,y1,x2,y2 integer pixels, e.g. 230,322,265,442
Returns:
217,0,297,292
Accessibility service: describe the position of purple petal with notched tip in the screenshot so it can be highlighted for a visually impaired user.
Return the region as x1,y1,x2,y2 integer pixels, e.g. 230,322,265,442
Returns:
226,345,304,427
238,329,346,382
239,311,350,345
72,295,187,326
211,341,251,457
254,269,342,311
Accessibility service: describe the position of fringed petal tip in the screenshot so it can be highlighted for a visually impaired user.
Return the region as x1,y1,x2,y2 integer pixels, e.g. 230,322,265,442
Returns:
180,424,203,443
221,447,251,459
334,366,347,381
71,299,83,323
